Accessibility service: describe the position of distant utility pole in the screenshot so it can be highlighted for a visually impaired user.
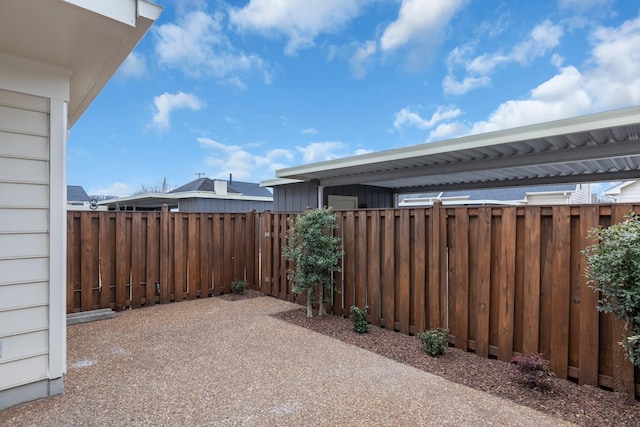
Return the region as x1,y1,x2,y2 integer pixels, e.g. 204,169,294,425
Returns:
195,172,206,178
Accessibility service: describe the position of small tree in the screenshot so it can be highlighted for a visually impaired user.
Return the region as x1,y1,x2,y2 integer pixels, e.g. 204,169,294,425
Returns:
283,207,343,318
583,212,640,365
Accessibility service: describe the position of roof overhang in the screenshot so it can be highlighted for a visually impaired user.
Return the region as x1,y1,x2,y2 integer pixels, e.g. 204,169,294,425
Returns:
0,0,162,127
99,191,274,210
273,106,640,194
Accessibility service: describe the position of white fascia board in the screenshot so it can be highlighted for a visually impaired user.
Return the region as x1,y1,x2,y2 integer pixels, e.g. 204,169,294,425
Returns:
276,106,640,179
64,0,162,26
525,190,574,196
260,178,306,187
603,180,636,195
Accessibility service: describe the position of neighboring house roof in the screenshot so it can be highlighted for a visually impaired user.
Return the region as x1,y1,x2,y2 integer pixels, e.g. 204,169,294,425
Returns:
399,184,580,206
67,185,91,202
170,177,272,197
266,106,640,193
100,178,273,210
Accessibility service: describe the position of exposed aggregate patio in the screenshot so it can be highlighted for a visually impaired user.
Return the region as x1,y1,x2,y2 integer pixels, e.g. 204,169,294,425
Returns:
0,296,573,426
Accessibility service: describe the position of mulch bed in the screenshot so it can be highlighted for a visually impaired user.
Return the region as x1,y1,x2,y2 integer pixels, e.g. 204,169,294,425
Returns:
271,306,640,427
222,291,640,425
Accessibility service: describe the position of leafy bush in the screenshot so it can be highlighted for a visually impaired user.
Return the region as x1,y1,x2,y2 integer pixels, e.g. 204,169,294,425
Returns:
231,280,248,295
417,328,449,356
510,352,554,391
283,207,343,317
583,212,640,365
350,305,371,334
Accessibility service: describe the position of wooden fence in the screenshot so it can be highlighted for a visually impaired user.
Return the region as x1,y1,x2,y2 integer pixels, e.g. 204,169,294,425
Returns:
68,203,640,396
67,206,259,312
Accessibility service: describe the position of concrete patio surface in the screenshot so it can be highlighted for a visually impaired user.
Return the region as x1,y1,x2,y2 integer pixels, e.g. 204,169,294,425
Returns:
0,296,574,426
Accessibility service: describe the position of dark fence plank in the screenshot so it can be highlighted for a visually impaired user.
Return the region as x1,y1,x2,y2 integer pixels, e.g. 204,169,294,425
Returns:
522,207,541,354
475,208,492,358
498,207,516,362
550,206,571,379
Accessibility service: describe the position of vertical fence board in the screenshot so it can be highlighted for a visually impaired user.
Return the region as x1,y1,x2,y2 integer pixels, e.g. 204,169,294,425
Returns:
498,207,516,362
413,209,427,334
398,209,411,335
454,208,469,350
188,214,199,300
579,205,599,386
475,208,492,358
200,214,212,298
550,206,571,379
428,201,442,329
80,213,94,312
367,211,380,325
343,211,356,313
160,206,170,304
212,215,223,295
99,212,113,309
356,211,368,309
146,213,159,306
115,213,128,310
522,207,541,354
382,210,395,330
174,214,185,302
130,214,142,308
261,212,273,295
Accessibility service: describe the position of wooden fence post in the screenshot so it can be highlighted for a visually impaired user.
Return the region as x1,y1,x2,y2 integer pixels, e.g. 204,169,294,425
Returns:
428,201,442,329
579,205,599,386
159,204,170,304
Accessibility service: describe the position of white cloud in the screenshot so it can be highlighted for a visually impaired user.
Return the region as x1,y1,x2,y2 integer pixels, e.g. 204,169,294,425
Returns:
442,75,491,96
296,142,347,163
444,20,564,95
154,11,267,85
229,0,367,56
118,52,147,79
349,40,377,79
89,182,133,197
380,0,464,51
199,138,294,181
393,105,462,131
301,128,318,135
428,121,469,141
559,0,613,13
152,92,205,130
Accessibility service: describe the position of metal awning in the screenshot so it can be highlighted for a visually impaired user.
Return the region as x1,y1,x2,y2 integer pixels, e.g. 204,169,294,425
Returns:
272,106,640,193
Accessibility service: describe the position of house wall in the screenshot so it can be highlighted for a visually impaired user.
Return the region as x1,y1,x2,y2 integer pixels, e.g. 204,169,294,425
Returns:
272,181,319,212
324,184,394,209
612,181,640,203
0,56,68,409
570,183,592,204
179,198,273,213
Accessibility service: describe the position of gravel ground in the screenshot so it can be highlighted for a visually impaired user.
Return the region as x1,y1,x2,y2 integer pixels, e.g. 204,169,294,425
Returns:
273,304,640,426
0,295,572,427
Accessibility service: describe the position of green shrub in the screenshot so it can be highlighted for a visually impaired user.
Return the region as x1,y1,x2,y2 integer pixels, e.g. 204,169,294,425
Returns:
417,328,449,356
230,280,248,295
583,212,640,365
350,305,371,334
510,352,554,391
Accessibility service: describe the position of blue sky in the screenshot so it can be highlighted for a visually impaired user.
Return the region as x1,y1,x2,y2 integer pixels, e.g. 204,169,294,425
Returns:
67,0,640,197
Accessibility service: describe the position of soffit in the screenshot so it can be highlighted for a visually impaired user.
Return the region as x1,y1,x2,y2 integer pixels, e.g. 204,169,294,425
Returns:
0,0,161,127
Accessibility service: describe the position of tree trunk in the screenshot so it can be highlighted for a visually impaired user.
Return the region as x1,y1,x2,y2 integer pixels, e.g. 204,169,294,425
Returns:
306,291,313,318
318,285,326,316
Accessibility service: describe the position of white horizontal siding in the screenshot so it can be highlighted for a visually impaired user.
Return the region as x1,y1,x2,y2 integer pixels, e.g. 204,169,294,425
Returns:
0,257,49,286
0,182,49,208
0,208,48,233
0,282,48,311
0,233,48,260
0,132,48,160
0,355,48,390
617,181,640,203
0,331,48,362
0,88,49,113
0,157,48,184
0,90,51,393
0,305,48,337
